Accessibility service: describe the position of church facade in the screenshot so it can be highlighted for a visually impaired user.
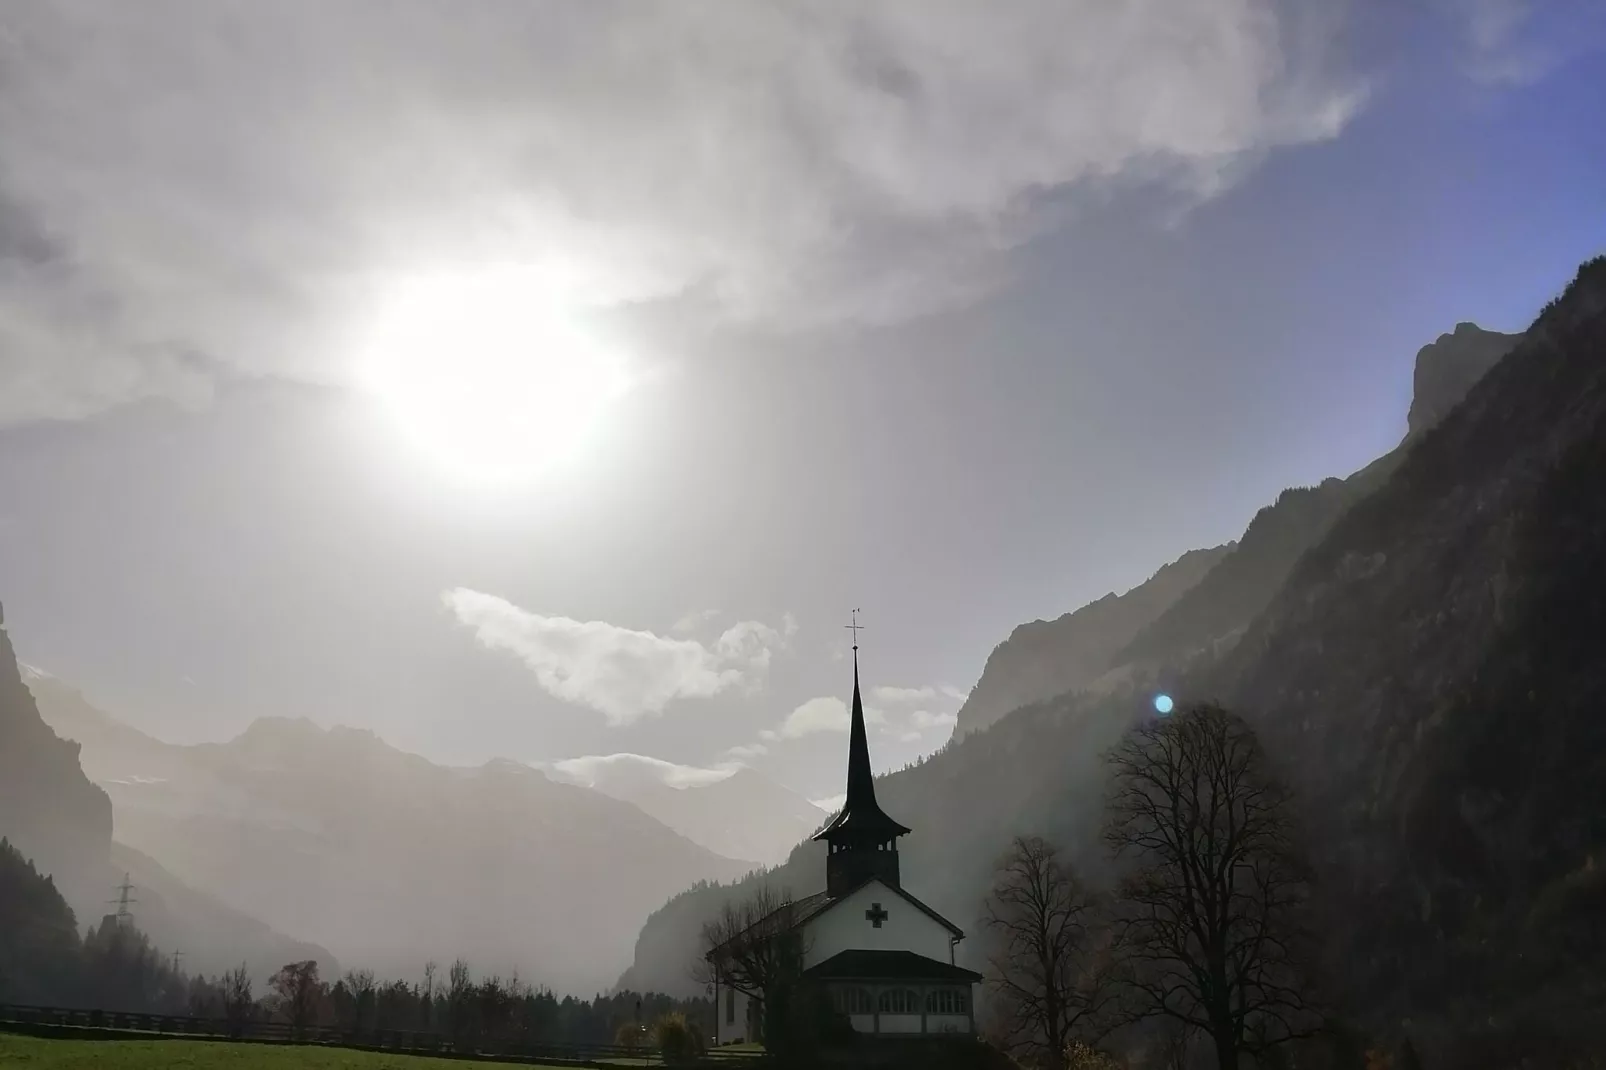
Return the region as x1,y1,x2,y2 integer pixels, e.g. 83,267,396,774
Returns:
708,646,980,1043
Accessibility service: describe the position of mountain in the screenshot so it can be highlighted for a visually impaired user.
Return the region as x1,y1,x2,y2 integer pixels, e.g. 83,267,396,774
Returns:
1210,261,1606,1060
33,688,754,994
107,841,335,985
617,282,1573,1058
542,755,825,865
0,606,112,912
8,654,333,983
951,544,1231,739
1405,322,1523,441
952,321,1524,744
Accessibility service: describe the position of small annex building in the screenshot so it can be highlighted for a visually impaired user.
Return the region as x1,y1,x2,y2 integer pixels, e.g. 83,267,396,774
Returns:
708,642,981,1042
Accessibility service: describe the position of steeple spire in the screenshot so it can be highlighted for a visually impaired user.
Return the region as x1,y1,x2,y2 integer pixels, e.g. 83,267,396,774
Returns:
843,646,878,817
814,611,910,896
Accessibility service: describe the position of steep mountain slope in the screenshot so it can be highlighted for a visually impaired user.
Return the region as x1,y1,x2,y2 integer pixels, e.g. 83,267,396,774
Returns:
951,545,1230,739
1405,322,1523,441
1211,260,1606,1059
954,322,1523,743
618,309,1545,1007
0,606,112,912
35,689,753,994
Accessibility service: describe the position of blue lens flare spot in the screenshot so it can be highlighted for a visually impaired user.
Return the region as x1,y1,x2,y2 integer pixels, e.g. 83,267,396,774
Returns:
1153,693,1174,715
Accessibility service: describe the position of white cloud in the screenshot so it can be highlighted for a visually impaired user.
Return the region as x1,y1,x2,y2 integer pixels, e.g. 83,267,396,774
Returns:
774,696,851,739
812,794,846,814
870,685,937,704
0,1,1366,424
443,588,785,724
908,709,960,732
723,742,769,760
542,752,738,791
870,683,966,705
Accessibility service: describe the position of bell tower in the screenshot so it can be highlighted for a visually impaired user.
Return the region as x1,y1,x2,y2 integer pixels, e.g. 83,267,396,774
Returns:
812,613,911,897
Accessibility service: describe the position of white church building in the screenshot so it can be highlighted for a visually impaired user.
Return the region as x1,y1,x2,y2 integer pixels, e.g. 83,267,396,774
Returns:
707,645,980,1042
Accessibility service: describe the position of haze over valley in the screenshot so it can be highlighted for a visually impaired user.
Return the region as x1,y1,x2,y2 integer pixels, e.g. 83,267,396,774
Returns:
2,4,1605,1067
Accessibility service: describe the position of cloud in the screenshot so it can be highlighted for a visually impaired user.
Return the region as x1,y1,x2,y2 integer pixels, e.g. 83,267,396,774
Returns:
773,696,851,739
443,588,784,723
723,742,770,760
907,709,960,732
870,684,967,704
0,1,1365,424
812,794,847,814
1448,0,1606,85
670,609,720,635
542,752,738,791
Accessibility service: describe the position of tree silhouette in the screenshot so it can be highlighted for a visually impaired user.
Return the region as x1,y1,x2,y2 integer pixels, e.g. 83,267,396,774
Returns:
269,960,324,1036
983,835,1118,1069
1104,702,1318,1070
696,884,811,1044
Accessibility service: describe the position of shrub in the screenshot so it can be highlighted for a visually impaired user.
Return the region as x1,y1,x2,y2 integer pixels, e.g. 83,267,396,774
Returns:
653,1011,704,1063
1064,1040,1125,1069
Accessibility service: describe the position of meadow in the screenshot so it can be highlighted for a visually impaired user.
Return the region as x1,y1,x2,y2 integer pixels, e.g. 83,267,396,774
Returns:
0,1033,613,1068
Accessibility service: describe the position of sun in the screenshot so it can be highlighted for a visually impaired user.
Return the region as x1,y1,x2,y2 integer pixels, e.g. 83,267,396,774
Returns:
357,266,630,485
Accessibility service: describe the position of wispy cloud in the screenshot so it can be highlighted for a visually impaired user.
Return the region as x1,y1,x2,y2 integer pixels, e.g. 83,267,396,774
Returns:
871,684,967,705
541,752,738,791
811,793,846,814
1449,0,1606,85
0,1,1366,424
670,609,721,635
443,588,786,724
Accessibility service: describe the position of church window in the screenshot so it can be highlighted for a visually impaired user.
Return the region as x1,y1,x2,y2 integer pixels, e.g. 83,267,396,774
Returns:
925,988,969,1014
832,987,874,1014
877,988,919,1014
726,987,735,1023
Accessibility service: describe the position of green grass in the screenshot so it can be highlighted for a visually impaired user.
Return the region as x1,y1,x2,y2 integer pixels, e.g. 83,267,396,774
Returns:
0,1033,592,1068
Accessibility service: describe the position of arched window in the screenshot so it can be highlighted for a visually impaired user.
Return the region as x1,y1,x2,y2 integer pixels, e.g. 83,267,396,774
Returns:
925,988,969,1014
877,989,919,1014
832,987,874,1014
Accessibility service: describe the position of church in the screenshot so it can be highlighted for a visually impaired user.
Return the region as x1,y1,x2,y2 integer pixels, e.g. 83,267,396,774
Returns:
707,641,980,1043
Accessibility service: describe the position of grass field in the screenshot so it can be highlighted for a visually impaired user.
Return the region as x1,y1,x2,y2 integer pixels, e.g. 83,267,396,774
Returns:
0,1033,598,1068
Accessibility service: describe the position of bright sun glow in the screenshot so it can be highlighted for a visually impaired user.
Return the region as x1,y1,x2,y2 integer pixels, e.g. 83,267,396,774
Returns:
358,266,630,485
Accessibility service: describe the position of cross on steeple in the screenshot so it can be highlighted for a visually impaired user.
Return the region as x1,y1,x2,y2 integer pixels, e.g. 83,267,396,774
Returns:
865,902,889,928
845,608,864,651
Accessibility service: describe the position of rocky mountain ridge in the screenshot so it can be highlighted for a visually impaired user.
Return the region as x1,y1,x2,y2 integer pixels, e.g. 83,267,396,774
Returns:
950,321,1523,742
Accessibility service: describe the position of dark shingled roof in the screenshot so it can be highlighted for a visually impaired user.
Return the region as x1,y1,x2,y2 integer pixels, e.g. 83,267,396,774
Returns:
802,949,982,983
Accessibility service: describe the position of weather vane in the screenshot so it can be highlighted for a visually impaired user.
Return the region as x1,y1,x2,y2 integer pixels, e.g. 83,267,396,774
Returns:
845,608,863,651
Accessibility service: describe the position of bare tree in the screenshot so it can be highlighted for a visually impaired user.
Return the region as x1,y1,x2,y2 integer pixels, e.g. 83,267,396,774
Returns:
1104,701,1318,1070
983,835,1119,1069
343,968,376,1033
695,885,812,1041
421,960,437,1031
268,960,324,1036
221,963,254,1036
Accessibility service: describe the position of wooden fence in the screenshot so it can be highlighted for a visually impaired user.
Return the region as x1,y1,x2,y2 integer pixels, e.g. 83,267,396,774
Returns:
0,1002,769,1067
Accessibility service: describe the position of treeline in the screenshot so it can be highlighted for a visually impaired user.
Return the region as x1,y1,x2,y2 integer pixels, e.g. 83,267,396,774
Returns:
0,838,710,1050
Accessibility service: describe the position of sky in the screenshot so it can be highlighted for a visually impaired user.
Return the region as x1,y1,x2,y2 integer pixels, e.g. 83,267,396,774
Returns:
1,0,1603,805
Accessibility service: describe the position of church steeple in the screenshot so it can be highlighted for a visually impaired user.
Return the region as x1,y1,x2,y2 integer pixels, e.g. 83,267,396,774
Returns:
814,615,910,897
